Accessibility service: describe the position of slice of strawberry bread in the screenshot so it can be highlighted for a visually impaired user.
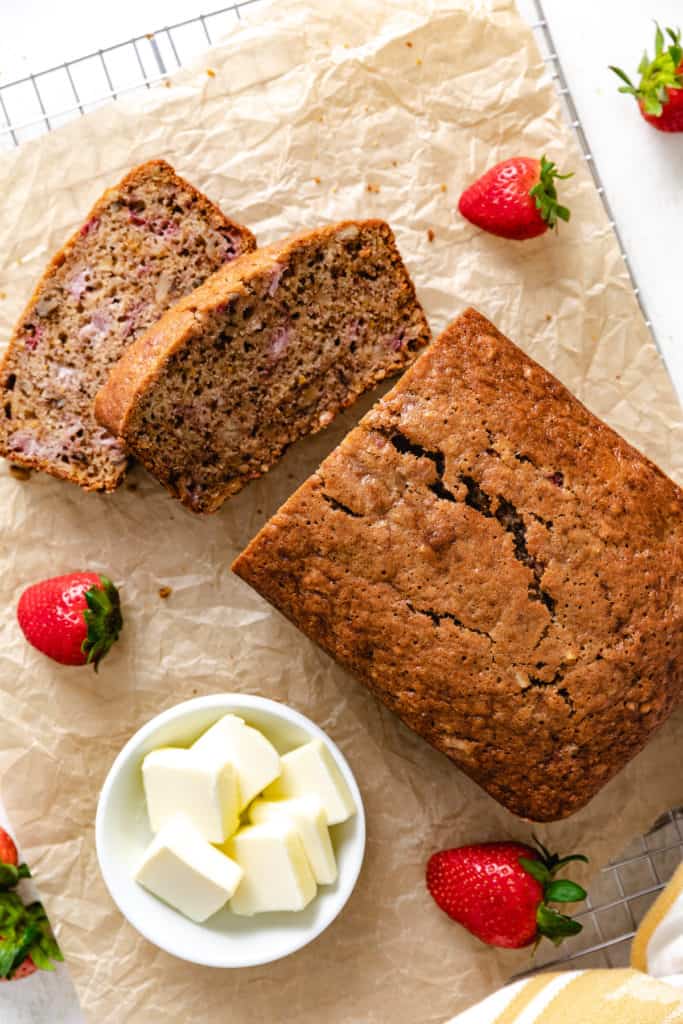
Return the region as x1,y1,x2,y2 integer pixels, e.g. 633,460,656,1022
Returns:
0,160,255,491
95,219,431,513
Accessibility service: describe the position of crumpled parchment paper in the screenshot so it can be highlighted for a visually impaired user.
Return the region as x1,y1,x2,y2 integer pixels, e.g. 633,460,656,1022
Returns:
0,1,681,1021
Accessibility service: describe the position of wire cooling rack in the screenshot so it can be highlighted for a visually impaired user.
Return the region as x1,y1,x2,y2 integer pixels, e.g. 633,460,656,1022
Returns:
0,1,266,148
528,0,680,969
0,0,679,976
0,1,661,360
523,809,683,976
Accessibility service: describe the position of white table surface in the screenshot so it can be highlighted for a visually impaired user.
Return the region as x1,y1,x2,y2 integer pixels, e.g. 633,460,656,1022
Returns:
0,1,680,1020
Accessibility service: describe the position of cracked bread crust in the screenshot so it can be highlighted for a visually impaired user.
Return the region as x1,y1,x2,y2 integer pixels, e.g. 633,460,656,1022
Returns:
233,308,683,822
95,219,431,513
0,159,255,491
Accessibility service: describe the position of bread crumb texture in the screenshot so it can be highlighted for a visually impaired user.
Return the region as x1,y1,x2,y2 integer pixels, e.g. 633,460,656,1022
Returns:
96,219,430,514
0,160,255,492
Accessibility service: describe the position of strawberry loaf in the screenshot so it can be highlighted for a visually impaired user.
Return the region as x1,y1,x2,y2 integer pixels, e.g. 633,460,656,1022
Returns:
0,160,255,491
233,309,683,822
95,219,431,513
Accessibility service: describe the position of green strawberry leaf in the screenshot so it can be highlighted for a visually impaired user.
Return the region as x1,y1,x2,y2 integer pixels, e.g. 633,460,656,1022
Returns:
0,897,62,977
519,857,549,886
82,575,123,671
0,937,20,979
536,904,583,946
609,65,637,93
643,94,664,116
546,879,587,903
0,864,20,890
529,156,573,230
39,932,63,964
17,864,31,880
521,839,589,948
0,891,25,924
610,22,683,115
3,923,39,978
29,945,53,972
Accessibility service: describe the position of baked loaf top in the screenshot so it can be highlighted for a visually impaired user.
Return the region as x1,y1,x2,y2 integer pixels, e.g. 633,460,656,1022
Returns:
95,219,431,513
0,159,255,491
233,308,683,822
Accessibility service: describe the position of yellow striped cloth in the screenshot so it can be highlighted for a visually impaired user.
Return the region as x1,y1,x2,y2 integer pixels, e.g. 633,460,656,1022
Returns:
447,864,683,1023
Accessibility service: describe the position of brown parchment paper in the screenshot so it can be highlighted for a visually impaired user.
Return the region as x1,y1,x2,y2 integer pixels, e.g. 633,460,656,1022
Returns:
1,1,682,1020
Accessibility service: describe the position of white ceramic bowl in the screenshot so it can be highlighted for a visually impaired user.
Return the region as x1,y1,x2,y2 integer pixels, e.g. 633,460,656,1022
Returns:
95,693,365,968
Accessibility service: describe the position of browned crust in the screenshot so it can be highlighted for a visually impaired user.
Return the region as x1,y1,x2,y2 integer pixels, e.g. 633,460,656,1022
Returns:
0,159,256,489
94,219,411,442
233,308,683,821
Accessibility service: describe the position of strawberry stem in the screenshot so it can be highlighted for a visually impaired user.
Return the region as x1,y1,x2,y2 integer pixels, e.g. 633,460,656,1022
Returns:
81,575,123,671
528,156,572,230
0,863,30,891
518,838,588,948
0,898,63,979
609,23,683,116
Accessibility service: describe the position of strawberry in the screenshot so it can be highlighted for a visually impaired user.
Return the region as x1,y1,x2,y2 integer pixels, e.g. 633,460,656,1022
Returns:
426,838,587,949
0,832,62,981
610,24,683,132
0,829,18,869
0,829,30,891
0,897,62,981
17,572,123,670
3,955,37,981
458,156,572,240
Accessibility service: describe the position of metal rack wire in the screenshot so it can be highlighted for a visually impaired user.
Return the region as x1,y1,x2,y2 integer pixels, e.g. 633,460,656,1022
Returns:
524,809,683,975
0,1,265,149
0,0,679,973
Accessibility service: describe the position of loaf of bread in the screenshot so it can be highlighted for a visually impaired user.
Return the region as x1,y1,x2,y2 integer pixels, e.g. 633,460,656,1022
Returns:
233,308,683,822
0,160,255,491
95,219,431,513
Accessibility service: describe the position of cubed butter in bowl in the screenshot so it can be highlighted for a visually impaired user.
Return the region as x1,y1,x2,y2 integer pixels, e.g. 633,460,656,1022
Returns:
95,694,365,968
192,714,281,810
250,795,337,886
142,747,240,842
134,815,243,923
227,820,316,916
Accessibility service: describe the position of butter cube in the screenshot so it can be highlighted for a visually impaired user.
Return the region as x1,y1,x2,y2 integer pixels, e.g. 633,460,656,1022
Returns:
264,739,355,825
227,821,316,915
250,796,337,885
135,815,243,923
142,747,239,843
192,714,281,810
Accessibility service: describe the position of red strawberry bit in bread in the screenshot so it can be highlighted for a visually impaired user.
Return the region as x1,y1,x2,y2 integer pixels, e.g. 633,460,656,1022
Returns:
94,219,431,514
80,216,99,237
0,160,255,492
